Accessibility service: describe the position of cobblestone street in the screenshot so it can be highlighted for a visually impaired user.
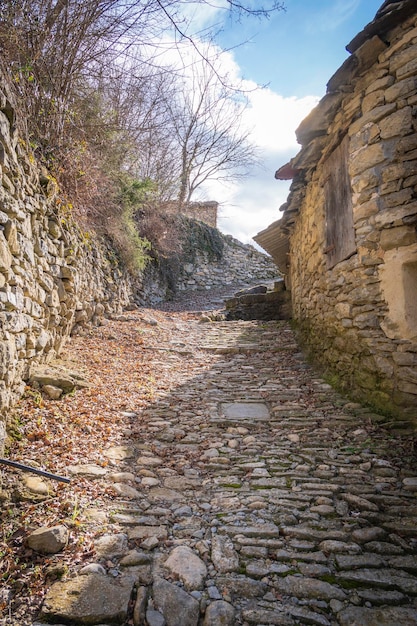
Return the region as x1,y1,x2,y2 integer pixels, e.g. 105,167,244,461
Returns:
28,312,417,625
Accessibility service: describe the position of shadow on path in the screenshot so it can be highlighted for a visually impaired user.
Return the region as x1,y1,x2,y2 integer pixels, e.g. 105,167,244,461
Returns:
37,311,417,626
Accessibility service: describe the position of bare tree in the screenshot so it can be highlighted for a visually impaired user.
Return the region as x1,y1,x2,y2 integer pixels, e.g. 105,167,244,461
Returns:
0,0,284,134
159,65,258,206
0,0,176,147
0,0,282,218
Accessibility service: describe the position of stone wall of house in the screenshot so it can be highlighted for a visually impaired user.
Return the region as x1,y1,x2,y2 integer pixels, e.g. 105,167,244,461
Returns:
0,85,133,450
289,11,417,420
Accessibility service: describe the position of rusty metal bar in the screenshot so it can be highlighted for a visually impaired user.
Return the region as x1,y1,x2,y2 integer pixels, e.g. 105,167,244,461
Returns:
0,458,70,484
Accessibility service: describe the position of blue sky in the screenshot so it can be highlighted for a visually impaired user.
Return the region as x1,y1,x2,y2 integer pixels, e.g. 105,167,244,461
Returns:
179,0,384,244
217,0,383,98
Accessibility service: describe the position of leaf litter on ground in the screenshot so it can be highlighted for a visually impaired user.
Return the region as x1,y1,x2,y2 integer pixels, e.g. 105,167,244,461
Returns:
0,306,204,624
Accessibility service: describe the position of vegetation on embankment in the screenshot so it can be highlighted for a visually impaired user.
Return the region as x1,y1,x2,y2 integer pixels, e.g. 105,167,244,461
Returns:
0,1,283,271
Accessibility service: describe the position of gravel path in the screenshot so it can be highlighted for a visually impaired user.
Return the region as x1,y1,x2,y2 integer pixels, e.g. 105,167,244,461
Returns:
3,305,417,626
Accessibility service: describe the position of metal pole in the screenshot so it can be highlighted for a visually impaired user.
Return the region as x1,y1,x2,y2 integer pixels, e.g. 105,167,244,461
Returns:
0,458,70,484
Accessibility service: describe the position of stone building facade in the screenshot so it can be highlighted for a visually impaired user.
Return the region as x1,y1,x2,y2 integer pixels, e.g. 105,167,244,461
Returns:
160,201,218,228
255,0,417,422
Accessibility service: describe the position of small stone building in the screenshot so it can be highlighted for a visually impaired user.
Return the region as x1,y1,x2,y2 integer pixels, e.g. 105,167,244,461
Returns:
255,0,417,422
161,201,218,228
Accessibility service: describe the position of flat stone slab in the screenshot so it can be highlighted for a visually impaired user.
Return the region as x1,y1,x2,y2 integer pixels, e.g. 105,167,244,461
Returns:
338,606,417,626
219,402,270,422
127,525,168,541
29,363,90,392
273,575,347,602
68,464,108,478
211,535,239,573
104,445,136,461
40,573,134,624
336,568,417,594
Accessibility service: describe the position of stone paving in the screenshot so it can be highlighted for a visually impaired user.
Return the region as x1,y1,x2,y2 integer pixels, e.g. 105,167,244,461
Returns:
36,316,417,626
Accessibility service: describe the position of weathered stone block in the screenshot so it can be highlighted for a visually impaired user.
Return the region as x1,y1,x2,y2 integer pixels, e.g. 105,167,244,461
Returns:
380,226,417,250
40,573,134,624
0,231,11,270
46,289,60,308
362,90,385,113
392,351,416,366
385,76,417,103
397,56,417,81
153,578,200,626
390,42,417,73
356,35,387,72
353,197,380,222
349,143,385,177
296,94,343,144
380,188,413,209
349,103,396,137
374,202,417,226
382,160,417,183
365,75,395,95
351,167,379,194
380,106,413,139
27,525,69,554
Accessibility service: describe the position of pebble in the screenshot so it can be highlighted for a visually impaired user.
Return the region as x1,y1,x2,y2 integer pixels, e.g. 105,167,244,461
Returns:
68,464,108,478
403,477,417,492
141,536,160,551
111,483,142,498
146,609,166,626
93,533,128,558
108,471,136,483
142,477,161,487
36,316,417,626
78,563,106,575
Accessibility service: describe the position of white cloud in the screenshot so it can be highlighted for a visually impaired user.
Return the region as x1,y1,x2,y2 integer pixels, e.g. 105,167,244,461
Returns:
200,79,319,245
243,87,319,153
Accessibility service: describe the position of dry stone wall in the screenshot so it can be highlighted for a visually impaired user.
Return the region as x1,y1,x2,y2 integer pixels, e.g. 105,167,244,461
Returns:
0,85,133,449
161,201,219,228
288,8,417,420
138,234,281,306
177,235,281,292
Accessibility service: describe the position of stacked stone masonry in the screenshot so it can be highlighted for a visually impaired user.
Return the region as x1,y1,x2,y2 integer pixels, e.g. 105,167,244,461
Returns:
259,2,417,422
0,84,134,442
177,237,280,294
159,201,219,228
127,233,280,308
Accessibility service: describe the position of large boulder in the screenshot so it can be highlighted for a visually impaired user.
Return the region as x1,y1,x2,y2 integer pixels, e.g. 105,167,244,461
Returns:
40,573,135,624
